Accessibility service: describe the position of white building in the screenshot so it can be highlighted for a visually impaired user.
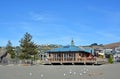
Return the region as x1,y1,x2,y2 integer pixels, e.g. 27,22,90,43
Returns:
114,47,120,62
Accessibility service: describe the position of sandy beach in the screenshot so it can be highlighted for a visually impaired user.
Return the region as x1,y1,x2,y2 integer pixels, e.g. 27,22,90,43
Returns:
0,63,120,79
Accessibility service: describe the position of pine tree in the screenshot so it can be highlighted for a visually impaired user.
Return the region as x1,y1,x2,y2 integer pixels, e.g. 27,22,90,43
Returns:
6,40,15,59
19,32,38,60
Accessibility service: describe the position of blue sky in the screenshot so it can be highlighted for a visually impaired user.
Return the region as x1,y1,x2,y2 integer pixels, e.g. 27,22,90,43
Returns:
0,0,120,46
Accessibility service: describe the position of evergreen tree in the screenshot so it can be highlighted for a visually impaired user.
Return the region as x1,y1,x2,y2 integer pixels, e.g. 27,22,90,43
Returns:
6,40,15,59
19,32,38,60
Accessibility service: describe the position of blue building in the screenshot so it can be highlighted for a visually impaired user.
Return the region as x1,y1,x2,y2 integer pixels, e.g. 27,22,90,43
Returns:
45,40,95,65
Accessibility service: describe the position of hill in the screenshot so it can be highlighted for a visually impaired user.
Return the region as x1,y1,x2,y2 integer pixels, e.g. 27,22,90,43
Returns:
104,42,120,49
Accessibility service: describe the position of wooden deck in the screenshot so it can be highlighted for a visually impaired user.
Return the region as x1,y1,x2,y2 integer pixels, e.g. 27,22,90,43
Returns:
44,58,107,65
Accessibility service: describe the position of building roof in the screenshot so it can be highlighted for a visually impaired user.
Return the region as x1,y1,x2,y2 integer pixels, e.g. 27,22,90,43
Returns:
47,45,91,53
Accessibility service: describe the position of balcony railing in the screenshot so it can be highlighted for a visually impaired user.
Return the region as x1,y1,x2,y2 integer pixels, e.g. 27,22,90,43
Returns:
47,57,98,62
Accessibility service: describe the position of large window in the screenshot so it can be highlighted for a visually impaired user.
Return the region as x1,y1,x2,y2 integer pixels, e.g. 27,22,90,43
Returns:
64,53,75,61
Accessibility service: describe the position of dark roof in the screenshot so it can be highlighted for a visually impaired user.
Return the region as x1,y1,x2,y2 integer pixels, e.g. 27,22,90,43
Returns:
47,45,90,53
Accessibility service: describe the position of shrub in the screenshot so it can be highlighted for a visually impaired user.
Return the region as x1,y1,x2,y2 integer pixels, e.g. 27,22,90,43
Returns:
108,54,113,64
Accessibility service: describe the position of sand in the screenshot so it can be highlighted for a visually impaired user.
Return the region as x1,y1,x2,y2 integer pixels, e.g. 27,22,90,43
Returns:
0,63,120,79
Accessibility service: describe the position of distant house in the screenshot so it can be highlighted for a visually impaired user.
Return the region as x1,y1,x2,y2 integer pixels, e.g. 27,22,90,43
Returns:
45,40,96,65
90,45,104,57
83,45,105,58
103,48,113,58
113,46,120,62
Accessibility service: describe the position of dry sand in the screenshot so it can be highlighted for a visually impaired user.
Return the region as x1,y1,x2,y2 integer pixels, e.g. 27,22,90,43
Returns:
0,63,120,79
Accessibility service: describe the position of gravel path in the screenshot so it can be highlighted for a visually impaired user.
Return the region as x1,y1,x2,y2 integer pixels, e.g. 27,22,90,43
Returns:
0,63,120,79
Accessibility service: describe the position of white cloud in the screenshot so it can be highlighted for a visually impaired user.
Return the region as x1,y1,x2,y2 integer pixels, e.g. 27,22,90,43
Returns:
29,12,57,23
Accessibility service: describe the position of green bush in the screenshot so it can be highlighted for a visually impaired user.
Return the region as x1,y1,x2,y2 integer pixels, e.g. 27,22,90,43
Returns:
108,54,113,64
